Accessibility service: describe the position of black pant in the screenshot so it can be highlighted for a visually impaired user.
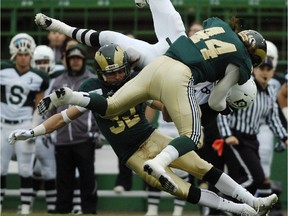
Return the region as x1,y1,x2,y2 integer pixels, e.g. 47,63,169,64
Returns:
114,161,133,191
223,131,265,195
54,142,97,214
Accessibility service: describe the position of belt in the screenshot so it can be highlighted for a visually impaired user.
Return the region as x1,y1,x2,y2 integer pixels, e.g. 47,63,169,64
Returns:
1,118,26,125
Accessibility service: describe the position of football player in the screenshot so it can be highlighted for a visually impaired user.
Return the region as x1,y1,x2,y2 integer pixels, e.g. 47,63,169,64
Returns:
30,45,59,213
0,33,49,214
10,43,277,216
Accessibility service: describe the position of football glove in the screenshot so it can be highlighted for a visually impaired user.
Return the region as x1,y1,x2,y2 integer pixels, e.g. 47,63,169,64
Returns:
8,129,34,145
38,87,72,115
35,13,52,30
38,87,90,115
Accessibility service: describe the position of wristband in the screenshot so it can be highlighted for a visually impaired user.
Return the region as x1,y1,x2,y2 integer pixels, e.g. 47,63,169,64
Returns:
32,124,46,137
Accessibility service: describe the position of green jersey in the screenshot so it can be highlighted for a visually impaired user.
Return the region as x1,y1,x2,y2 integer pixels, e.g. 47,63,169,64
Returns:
78,74,155,164
165,17,252,85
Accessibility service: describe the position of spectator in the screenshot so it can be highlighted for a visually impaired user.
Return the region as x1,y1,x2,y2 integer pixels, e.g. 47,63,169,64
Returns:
47,31,67,63
0,33,49,214
187,21,203,37
47,43,99,214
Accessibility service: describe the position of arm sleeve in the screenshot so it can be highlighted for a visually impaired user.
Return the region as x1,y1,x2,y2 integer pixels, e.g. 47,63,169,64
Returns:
208,64,240,111
267,100,288,141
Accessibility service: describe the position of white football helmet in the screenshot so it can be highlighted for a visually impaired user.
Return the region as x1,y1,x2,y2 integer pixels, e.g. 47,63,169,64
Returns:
227,78,257,109
9,33,36,60
266,41,278,70
31,45,55,73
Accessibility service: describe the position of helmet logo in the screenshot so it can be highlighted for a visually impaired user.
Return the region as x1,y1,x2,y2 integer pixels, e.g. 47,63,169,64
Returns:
232,99,248,108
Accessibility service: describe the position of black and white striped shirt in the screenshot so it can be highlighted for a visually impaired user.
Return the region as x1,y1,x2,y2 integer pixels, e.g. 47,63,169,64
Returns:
217,80,287,141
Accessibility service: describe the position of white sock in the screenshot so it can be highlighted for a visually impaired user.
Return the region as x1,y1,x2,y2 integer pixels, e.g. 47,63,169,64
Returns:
198,189,244,215
172,205,184,216
48,18,74,37
153,145,179,167
215,173,255,207
146,204,158,216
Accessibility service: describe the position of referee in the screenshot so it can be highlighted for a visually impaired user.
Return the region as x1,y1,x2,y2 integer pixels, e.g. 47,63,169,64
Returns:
217,55,288,196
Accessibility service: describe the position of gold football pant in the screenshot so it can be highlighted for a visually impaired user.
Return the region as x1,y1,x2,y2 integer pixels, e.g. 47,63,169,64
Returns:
126,130,212,199
106,55,203,147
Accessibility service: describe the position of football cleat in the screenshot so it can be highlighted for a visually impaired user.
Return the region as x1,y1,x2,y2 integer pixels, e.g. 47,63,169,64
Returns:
253,194,278,216
240,204,257,216
135,0,148,8
35,13,52,30
144,160,178,193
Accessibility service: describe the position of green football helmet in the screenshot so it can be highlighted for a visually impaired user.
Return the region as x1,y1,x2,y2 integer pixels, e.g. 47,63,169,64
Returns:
95,43,130,87
238,30,267,67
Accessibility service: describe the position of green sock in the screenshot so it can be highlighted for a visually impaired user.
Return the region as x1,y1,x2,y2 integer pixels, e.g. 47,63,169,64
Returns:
169,135,197,156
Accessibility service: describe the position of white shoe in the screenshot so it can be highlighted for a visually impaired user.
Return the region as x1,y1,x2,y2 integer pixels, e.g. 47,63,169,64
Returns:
143,160,178,193
34,13,52,29
240,204,257,216
135,0,148,8
145,214,158,216
114,185,125,194
253,194,278,216
19,204,31,215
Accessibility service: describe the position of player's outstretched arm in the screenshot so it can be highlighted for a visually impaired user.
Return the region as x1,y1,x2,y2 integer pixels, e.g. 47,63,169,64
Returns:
8,106,83,144
37,87,90,115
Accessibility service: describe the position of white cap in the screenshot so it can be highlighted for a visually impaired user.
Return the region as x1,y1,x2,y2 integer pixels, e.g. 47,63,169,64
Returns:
266,41,278,70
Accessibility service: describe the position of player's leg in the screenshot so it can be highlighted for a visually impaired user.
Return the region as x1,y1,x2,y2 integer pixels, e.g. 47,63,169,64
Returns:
126,131,257,216
145,183,161,216
0,122,15,213
35,137,57,213
256,125,274,198
172,151,278,216
171,168,188,216
15,135,35,214
142,57,202,191
72,170,82,214
149,0,186,42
